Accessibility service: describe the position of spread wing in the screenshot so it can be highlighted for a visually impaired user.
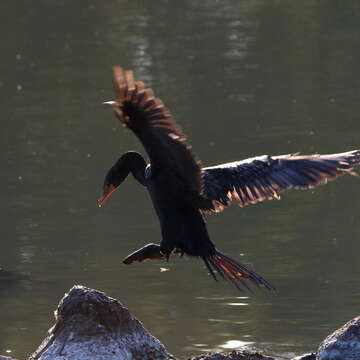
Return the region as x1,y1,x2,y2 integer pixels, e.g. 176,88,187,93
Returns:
109,66,202,195
200,150,360,213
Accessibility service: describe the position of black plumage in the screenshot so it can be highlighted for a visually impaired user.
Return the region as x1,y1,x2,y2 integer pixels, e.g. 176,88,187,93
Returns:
99,66,360,291
201,152,360,212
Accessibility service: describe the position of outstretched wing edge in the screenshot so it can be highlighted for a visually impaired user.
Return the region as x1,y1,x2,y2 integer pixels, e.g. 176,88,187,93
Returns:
200,150,360,213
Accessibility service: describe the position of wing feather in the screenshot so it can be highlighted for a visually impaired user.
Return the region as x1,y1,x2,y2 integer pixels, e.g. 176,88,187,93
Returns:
200,150,360,213
109,66,202,195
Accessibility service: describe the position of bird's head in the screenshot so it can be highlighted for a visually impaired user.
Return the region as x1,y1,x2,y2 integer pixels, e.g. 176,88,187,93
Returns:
98,159,127,207
97,152,146,207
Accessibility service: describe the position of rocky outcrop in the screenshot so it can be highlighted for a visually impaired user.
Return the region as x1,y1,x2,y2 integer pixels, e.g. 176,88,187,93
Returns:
28,285,175,360
188,350,276,359
291,353,316,360
317,316,360,360
187,350,317,360
1,285,359,360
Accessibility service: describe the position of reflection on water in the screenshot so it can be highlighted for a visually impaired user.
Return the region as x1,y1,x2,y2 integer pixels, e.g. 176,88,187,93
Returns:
220,340,254,350
1,1,360,359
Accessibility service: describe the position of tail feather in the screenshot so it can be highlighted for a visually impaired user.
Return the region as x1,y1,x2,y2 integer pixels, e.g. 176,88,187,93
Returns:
202,256,218,281
203,250,274,292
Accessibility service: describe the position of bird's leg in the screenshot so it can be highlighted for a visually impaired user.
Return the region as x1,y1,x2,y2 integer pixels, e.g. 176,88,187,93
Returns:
123,243,163,264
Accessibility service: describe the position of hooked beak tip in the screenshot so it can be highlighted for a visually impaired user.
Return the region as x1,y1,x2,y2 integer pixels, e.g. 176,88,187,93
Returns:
102,100,119,106
97,184,117,208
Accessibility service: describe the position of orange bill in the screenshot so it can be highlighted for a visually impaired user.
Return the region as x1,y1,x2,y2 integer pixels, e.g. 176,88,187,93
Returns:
97,184,117,207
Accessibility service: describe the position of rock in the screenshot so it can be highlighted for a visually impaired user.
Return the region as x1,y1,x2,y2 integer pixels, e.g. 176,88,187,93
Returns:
187,349,276,360
291,353,316,360
317,316,360,360
29,285,175,360
0,356,19,360
19,284,360,360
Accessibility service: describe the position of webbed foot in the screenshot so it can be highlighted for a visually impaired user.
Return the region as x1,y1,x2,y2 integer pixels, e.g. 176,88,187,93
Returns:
123,243,163,264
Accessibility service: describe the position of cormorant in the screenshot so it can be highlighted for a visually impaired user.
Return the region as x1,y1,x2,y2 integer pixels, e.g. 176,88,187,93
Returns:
98,66,360,291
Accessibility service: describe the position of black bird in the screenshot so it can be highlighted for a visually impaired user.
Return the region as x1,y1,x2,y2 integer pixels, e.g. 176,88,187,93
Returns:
98,66,360,291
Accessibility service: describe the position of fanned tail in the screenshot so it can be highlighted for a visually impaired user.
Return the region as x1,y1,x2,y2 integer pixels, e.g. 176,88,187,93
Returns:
203,250,274,292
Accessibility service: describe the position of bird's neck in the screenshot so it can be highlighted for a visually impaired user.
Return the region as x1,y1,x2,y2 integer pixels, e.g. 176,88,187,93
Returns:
122,151,147,186
130,161,147,186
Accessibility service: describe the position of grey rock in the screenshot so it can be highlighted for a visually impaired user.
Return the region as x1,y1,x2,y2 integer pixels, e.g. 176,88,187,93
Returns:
187,349,276,360
0,356,19,360
29,285,175,360
291,353,316,360
317,316,360,360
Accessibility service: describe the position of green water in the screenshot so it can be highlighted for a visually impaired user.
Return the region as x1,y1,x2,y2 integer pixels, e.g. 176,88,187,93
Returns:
1,1,360,359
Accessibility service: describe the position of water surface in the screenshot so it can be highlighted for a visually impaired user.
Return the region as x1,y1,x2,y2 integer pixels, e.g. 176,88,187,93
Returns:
1,1,360,359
